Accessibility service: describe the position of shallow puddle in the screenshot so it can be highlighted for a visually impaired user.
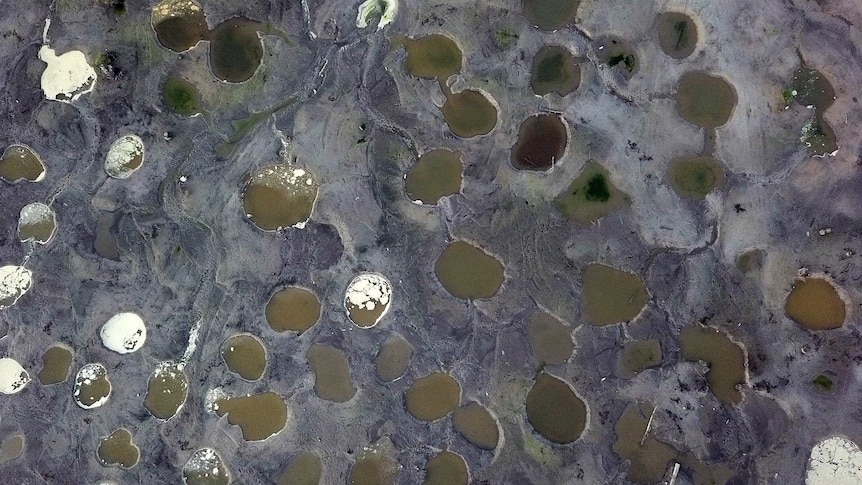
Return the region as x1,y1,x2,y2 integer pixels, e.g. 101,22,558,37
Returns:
405,149,463,205
307,344,356,402
510,113,568,171
406,372,461,422
216,391,287,441
582,263,648,326
676,71,737,128
800,115,838,156
595,37,638,79
73,363,111,409
375,335,412,382
349,442,401,485
680,325,746,405
344,273,393,328
612,402,677,484
526,373,587,444
736,248,765,274
95,212,120,261
278,452,322,485
38,343,73,385
221,334,267,381
453,402,499,450
527,312,573,365
812,373,836,394
554,161,630,223
434,240,505,300
424,451,468,485
392,34,463,81
0,145,45,183
0,435,24,464
265,286,321,334
151,0,208,53
656,12,698,59
183,448,231,485
531,46,580,96
790,67,835,111
97,428,139,469
144,361,189,420
667,156,726,199
163,76,202,116
523,0,581,31
618,339,662,378
18,202,56,245
440,87,498,138
105,135,145,179
242,164,319,231
784,277,846,330
208,18,264,83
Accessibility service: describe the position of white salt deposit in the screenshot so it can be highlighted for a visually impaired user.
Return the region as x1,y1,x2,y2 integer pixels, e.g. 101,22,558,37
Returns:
183,448,230,484
0,358,30,395
17,202,56,244
105,135,145,179
807,436,862,485
100,312,147,354
0,265,33,309
356,0,398,30
73,363,111,409
344,272,392,327
38,46,97,102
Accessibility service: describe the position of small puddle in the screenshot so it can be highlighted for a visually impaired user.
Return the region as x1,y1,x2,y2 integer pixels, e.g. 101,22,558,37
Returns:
811,372,836,394
612,402,677,484
215,391,287,441
434,240,504,300
424,451,469,485
526,373,587,444
531,46,580,96
97,428,140,469
105,135,145,179
375,335,412,382
242,164,319,231
307,344,356,402
349,440,401,485
676,71,737,128
784,277,846,330
510,113,568,171
790,67,835,111
0,358,29,395
595,37,638,79
73,363,111,409
439,86,498,138
523,0,581,31
680,325,746,405
582,263,648,326
0,144,45,183
17,202,57,245
405,149,463,205
0,435,24,464
208,18,265,83
265,286,321,334
183,448,231,485
656,12,698,59
38,343,73,385
151,0,209,53
95,212,120,261
406,372,461,422
221,334,267,381
528,311,573,365
453,402,500,450
667,156,726,199
144,361,189,420
800,115,838,157
618,339,662,378
278,452,322,485
344,273,393,328
554,161,630,223
392,34,463,81
163,76,202,116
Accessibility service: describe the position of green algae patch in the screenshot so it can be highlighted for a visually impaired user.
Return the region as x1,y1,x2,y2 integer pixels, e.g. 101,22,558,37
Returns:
405,149,463,205
526,373,587,444
656,12,698,59
667,156,726,199
596,37,638,79
278,452,322,485
435,240,505,300
393,34,463,81
676,71,737,128
680,325,746,405
812,374,835,393
523,0,581,32
554,162,630,224
531,45,580,96
163,76,201,116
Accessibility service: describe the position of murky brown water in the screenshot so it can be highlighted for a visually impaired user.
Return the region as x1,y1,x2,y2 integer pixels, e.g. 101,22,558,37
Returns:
18,203,56,244
453,402,499,450
278,452,322,485
0,435,24,465
667,156,726,199
680,325,746,405
618,339,662,378
528,312,573,365
183,448,230,485
221,334,267,381
790,67,835,111
406,372,461,422
612,402,677,484
97,428,139,469
208,18,264,83
523,0,581,31
404,149,463,205
307,344,356,402
242,164,319,231
784,277,846,330
656,12,698,59
434,240,505,300
144,361,189,420
676,71,737,128
596,36,638,79
531,45,580,96
0,144,45,183
554,161,630,224
265,286,321,334
424,450,469,485
94,212,120,261
393,34,463,81
735,248,764,274
73,363,111,409
439,86,498,138
510,113,568,171
582,263,648,326
526,373,587,444
37,344,73,385
801,115,838,156
151,0,208,53
375,335,412,382
216,391,287,441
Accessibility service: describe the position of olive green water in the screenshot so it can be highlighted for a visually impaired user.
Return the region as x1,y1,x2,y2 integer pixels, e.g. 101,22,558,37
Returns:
393,34,463,81
0,145,44,183
216,392,287,441
511,113,568,171
38,344,73,385
800,115,838,156
18,207,56,244
375,335,412,382
440,87,498,138
784,277,846,330
667,156,726,199
221,334,267,381
424,451,469,485
596,37,638,79
97,428,139,468
790,67,835,110
656,12,698,59
151,0,208,53
676,71,737,128
526,373,587,444
349,454,400,485
94,212,120,261
163,76,201,116
208,18,265,83
278,452,322,485
74,364,111,408
307,344,356,403
812,373,835,393
612,402,677,484
0,435,24,465
144,362,189,420
736,248,764,274
434,240,505,299
242,165,319,231
453,402,499,450
523,0,581,31
528,312,573,365
266,286,321,334
680,325,746,405
405,149,463,204
406,372,461,422
582,263,648,326
531,46,580,96
618,339,662,378
554,161,630,223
